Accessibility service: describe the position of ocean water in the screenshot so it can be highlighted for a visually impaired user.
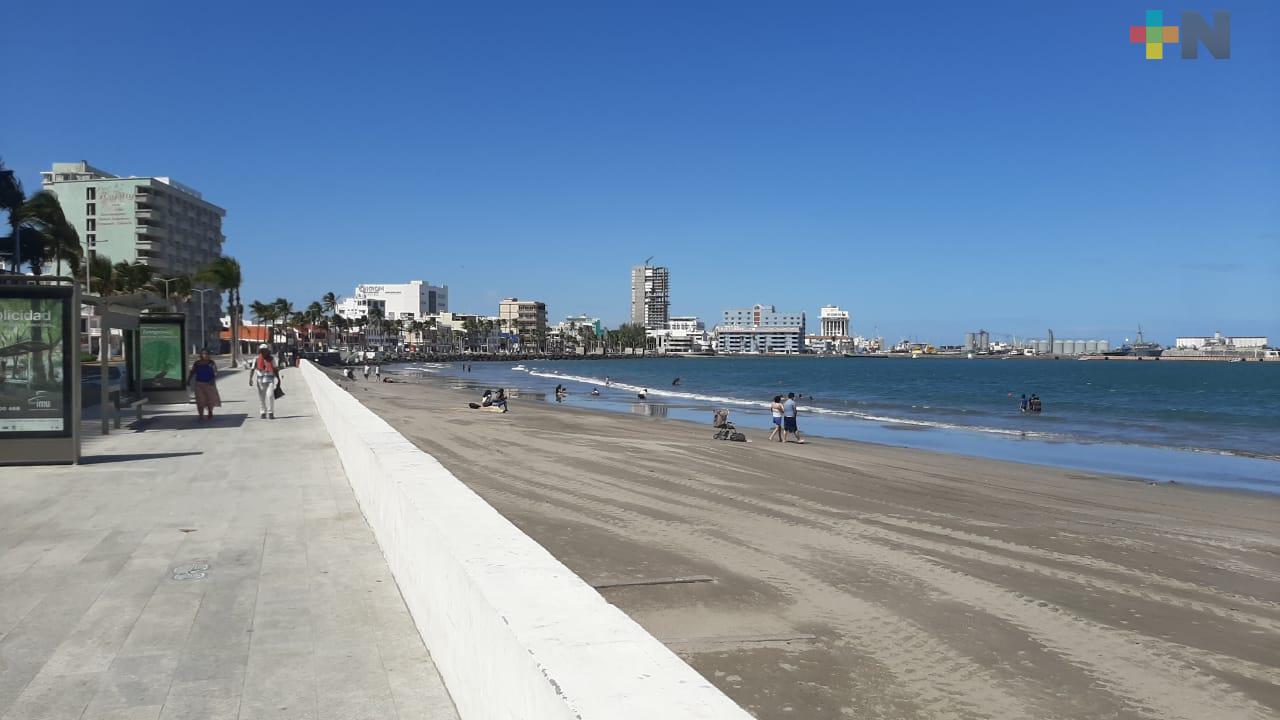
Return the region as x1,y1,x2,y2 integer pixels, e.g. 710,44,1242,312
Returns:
391,357,1280,494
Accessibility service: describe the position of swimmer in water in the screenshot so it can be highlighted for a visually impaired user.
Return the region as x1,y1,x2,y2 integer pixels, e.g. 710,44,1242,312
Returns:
590,388,600,396
672,377,681,386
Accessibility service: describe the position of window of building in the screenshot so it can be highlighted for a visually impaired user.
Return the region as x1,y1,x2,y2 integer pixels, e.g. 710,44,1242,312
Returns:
86,219,96,231
86,233,96,248
86,187,96,200
86,203,96,216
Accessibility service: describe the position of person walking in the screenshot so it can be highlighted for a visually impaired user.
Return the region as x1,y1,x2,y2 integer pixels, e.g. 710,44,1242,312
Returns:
769,395,785,442
248,344,283,419
363,364,370,381
375,364,381,379
1019,393,1029,413
782,392,805,443
187,350,221,421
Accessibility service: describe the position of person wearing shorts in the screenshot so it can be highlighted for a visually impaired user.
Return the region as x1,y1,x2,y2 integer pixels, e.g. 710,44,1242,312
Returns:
783,392,805,443
769,395,785,442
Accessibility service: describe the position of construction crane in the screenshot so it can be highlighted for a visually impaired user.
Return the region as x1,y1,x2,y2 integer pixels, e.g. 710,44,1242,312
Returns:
643,255,653,267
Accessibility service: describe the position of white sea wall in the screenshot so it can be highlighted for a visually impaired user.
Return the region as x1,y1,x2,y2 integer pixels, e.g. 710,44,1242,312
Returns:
300,361,753,720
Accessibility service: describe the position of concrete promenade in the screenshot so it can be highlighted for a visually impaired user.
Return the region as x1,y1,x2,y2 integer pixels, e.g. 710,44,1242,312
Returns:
0,363,458,720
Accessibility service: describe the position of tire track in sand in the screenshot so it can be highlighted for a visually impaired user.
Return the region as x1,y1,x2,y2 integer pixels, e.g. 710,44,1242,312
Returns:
513,462,1276,720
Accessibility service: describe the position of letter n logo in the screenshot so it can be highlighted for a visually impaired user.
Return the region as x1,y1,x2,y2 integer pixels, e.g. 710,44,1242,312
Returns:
1181,11,1230,59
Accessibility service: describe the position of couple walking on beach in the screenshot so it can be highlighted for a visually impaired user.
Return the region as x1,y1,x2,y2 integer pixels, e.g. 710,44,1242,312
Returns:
769,392,805,443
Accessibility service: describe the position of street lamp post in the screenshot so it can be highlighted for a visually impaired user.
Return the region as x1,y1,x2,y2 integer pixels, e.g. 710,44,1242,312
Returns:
193,287,218,353
154,276,180,297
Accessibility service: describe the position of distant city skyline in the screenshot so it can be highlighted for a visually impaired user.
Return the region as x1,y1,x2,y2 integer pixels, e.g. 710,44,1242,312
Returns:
3,2,1276,345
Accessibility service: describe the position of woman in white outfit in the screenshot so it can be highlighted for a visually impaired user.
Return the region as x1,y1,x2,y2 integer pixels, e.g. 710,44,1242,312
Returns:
248,344,283,419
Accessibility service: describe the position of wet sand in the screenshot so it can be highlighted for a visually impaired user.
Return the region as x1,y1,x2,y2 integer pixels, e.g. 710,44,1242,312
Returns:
332,370,1280,720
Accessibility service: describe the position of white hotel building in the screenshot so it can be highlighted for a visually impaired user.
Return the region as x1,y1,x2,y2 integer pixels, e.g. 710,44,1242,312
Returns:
336,280,448,322
648,316,710,354
715,304,806,354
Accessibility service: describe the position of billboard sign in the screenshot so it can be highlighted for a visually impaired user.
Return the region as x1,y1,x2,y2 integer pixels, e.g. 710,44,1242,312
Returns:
140,316,186,391
0,287,74,437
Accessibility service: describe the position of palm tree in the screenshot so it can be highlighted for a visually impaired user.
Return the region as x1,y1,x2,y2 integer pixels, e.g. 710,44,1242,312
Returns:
305,301,323,349
270,297,294,347
14,191,82,277
1,158,26,272
112,261,154,293
249,300,274,326
197,256,243,363
331,314,347,348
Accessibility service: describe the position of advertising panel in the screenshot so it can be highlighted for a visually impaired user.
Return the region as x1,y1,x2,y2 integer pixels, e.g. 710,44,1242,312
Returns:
140,317,186,391
0,288,73,436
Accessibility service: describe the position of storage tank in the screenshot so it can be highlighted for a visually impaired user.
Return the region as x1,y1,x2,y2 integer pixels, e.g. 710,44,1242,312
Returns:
1084,340,1099,354
1052,340,1065,355
1098,340,1111,353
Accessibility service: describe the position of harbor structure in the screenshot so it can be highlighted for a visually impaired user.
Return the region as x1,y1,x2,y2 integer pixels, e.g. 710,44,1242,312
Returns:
335,281,448,322
715,304,806,354
1163,333,1271,360
1028,338,1111,355
963,330,991,353
41,160,226,351
1174,333,1267,350
630,263,670,330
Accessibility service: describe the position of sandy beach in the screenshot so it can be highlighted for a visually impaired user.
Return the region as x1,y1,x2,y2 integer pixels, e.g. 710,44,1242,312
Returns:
330,369,1280,720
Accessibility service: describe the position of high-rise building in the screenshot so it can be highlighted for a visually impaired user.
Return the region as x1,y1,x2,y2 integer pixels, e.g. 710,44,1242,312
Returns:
41,161,226,351
630,264,670,330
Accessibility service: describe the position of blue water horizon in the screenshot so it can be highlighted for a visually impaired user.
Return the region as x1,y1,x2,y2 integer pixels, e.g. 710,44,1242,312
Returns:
392,357,1280,495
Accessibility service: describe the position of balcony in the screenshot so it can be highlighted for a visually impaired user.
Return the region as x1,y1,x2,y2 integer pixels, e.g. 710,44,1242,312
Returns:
136,223,167,239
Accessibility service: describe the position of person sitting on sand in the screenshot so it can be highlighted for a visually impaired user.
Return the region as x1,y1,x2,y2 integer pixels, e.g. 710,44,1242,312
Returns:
493,388,509,412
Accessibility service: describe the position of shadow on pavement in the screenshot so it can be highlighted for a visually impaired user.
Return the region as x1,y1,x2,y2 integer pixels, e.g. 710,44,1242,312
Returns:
79,451,204,465
131,413,249,431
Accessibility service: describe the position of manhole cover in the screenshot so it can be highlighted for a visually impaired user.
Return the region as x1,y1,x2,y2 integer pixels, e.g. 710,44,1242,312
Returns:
172,561,209,581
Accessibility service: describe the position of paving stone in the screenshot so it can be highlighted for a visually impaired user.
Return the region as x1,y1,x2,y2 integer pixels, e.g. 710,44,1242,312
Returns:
0,372,457,719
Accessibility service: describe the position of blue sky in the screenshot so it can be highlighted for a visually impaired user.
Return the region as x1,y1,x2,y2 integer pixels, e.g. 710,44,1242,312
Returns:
3,1,1277,345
